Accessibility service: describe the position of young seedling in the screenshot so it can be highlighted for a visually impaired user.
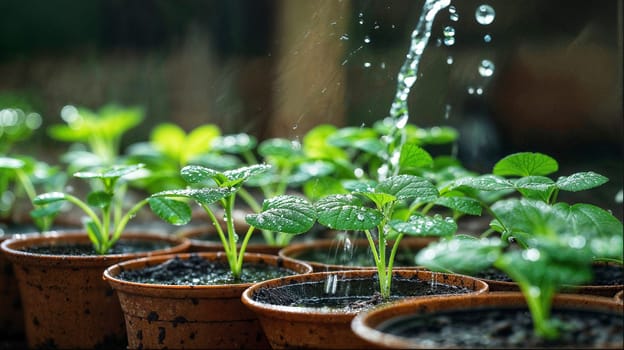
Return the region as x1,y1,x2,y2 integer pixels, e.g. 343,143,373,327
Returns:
211,132,333,246
150,164,316,279
31,164,183,254
48,104,144,170
452,152,613,247
126,122,223,193
416,197,623,340
0,156,65,231
314,173,479,299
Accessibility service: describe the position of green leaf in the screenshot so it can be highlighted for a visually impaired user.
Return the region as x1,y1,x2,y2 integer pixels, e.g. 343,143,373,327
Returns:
513,176,557,202
553,203,623,239
151,123,186,160
29,202,62,220
184,124,221,162
0,157,25,169
180,165,221,184
415,236,503,274
390,214,457,238
434,196,483,215
152,187,235,206
33,192,67,205
326,127,378,148
316,194,382,231
399,143,433,170
148,197,191,226
74,164,145,180
222,164,272,186
360,192,397,208
493,152,558,177
258,138,302,159
376,175,438,202
491,198,568,239
246,195,316,234
556,172,609,192
302,124,348,160
303,177,347,200
86,191,113,208
453,175,514,192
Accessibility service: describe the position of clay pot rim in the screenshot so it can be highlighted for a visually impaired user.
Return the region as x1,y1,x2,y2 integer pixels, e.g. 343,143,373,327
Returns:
103,251,313,293
241,269,489,319
0,231,191,263
351,292,624,349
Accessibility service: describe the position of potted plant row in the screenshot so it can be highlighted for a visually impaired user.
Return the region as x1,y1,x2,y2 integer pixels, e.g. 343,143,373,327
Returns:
351,152,623,349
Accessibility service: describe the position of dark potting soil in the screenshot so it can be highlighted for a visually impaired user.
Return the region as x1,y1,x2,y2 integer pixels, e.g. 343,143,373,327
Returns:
252,274,472,312
117,254,297,285
376,306,624,348
473,264,623,286
23,240,173,256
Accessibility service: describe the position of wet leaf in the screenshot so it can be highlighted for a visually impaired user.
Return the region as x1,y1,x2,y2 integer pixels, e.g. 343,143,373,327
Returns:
74,164,145,180
246,195,316,234
453,174,514,192
33,192,67,205
148,197,191,226
556,172,608,192
399,143,433,170
316,194,382,231
390,214,457,237
434,196,482,215
86,191,113,208
376,174,438,202
152,187,235,206
0,156,25,169
180,165,221,184
415,236,503,274
513,176,556,202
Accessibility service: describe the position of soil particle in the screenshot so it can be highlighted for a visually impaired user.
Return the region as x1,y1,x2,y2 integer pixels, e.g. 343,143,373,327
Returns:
23,240,173,256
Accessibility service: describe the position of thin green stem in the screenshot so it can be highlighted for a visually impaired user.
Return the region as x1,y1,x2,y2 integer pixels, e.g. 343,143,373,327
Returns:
63,194,103,232
235,225,256,276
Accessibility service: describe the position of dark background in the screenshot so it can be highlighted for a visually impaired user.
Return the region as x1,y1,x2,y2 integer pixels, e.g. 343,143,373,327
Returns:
0,0,621,216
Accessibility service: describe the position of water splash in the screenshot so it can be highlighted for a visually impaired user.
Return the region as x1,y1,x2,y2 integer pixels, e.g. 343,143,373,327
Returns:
478,59,495,77
381,0,451,180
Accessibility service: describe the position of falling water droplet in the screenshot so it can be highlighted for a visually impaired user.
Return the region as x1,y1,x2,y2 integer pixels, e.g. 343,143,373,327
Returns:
476,87,484,95
475,4,495,25
478,59,495,77
340,34,349,41
444,104,451,119
380,62,386,69
483,34,492,43
446,56,453,64
359,19,364,25
363,62,372,68
467,87,475,95
443,26,455,38
364,36,371,44
450,13,459,22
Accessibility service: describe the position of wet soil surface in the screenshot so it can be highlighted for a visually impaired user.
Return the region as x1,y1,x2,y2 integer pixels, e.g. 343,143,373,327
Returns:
252,274,472,312
473,264,623,286
23,240,173,256
117,254,297,285
377,306,623,348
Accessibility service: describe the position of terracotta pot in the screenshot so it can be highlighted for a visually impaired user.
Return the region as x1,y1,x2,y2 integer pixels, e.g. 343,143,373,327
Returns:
278,237,436,272
103,252,313,349
0,231,191,349
0,233,36,341
351,292,624,349
615,290,623,304
241,269,488,349
475,261,623,295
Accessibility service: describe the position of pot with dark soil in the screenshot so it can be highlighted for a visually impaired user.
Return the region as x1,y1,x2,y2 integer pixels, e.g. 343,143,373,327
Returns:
240,269,488,349
103,251,312,349
472,262,624,295
0,231,190,349
351,292,623,349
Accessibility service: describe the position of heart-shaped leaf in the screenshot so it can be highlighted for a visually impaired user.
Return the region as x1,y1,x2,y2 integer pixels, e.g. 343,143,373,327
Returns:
376,175,438,202
493,152,558,177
